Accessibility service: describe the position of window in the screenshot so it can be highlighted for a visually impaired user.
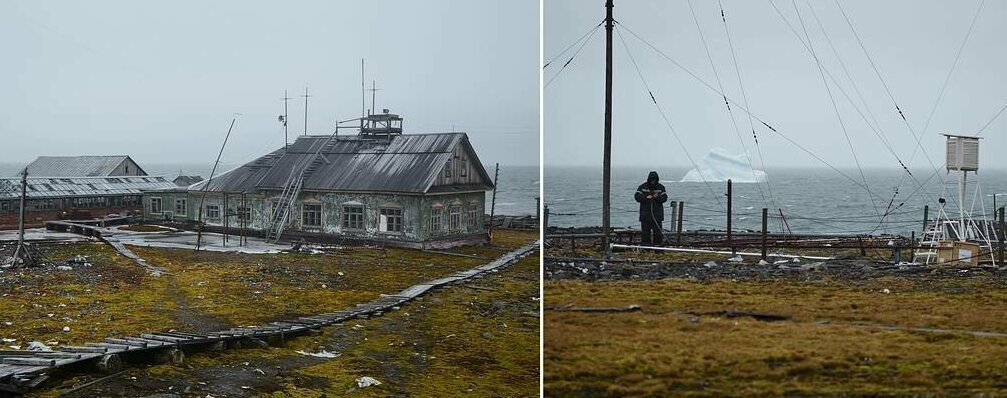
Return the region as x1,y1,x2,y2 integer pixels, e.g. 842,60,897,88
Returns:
175,198,187,216
0,201,8,212
302,203,321,227
468,202,479,228
430,206,443,232
237,206,250,221
205,205,220,219
444,159,453,178
379,207,402,232
150,197,162,213
342,204,364,230
449,205,462,230
460,157,468,178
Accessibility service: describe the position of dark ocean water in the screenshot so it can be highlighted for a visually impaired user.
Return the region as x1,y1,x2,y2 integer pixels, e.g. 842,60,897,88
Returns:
0,163,539,216
545,166,1007,236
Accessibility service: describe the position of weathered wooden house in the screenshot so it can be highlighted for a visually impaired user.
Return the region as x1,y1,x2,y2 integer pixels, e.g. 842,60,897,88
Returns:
143,113,494,248
0,175,174,229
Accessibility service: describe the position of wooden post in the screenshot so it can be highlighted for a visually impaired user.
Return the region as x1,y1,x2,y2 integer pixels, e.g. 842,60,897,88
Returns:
859,236,867,257
668,202,677,234
676,201,684,244
922,205,930,235
910,230,915,261
488,163,499,242
761,208,768,261
726,179,733,254
543,205,550,230
536,197,541,227
999,207,1005,266
601,0,614,256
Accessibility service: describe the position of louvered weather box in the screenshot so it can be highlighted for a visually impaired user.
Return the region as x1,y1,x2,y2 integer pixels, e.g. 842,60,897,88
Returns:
945,134,979,171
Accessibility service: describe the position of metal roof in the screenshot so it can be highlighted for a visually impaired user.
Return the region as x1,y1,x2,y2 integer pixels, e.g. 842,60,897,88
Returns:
190,133,493,194
0,176,175,200
25,156,147,177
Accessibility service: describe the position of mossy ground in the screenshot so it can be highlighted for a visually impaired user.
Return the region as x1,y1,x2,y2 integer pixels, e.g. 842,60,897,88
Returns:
0,229,538,396
545,273,1007,396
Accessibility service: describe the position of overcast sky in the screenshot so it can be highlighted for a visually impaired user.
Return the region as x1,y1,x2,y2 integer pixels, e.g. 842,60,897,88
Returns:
0,0,539,169
545,0,1007,171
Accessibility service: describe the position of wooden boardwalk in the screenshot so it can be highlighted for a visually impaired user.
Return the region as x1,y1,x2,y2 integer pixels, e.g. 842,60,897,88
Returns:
0,240,538,394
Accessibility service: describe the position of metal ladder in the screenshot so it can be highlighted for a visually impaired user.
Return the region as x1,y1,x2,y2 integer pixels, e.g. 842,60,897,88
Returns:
264,137,340,242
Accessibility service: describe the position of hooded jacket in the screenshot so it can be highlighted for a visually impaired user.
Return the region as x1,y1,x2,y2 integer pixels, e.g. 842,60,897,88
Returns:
634,171,668,222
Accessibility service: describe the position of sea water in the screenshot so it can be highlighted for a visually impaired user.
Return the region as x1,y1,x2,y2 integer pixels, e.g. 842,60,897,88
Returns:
545,166,1007,236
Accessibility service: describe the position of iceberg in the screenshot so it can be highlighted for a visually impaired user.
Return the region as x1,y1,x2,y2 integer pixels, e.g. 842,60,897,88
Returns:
680,147,766,183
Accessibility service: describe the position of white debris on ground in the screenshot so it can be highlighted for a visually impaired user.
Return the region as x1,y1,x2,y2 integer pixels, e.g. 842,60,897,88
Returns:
758,259,769,265
27,341,51,351
356,376,382,388
727,255,744,263
62,326,70,333
295,349,340,358
703,261,718,268
55,266,73,271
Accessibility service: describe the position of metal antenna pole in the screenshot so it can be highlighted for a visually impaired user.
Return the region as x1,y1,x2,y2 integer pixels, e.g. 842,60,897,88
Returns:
602,0,614,256
361,59,366,129
369,80,382,115
196,117,237,251
302,86,311,136
10,167,31,266
282,90,291,150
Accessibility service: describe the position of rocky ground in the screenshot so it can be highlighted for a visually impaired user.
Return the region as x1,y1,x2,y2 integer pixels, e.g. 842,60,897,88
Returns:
0,228,539,397
544,248,1007,396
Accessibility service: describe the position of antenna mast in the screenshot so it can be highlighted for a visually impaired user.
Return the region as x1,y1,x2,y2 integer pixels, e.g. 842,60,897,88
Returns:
282,90,291,150
361,59,366,131
301,86,311,136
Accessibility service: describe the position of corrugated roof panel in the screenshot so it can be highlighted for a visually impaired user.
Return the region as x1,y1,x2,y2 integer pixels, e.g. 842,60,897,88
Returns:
0,176,176,199
190,133,488,194
25,156,138,177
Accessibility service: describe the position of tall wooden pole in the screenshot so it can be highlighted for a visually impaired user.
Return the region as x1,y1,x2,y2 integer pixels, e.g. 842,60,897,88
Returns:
488,163,500,242
602,0,614,256
196,117,237,251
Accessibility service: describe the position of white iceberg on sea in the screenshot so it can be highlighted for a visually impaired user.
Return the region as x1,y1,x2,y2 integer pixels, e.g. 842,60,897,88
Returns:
680,147,766,183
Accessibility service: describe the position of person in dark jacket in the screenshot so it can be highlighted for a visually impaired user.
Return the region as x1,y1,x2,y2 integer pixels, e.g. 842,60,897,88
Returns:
634,171,668,244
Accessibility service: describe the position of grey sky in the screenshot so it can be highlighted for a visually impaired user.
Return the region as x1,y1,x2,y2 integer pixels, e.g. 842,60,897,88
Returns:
545,0,1007,171
1,0,539,169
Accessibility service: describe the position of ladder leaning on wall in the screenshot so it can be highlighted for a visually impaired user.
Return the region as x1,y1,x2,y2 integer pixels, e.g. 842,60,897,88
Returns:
264,136,340,243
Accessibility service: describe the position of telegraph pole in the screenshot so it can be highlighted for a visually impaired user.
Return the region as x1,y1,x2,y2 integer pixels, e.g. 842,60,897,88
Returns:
602,0,614,256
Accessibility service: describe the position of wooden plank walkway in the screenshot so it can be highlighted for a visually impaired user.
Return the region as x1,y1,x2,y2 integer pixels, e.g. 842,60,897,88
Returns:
0,241,537,393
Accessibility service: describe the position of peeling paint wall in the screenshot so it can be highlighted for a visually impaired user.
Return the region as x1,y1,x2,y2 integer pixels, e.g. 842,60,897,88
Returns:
143,189,487,244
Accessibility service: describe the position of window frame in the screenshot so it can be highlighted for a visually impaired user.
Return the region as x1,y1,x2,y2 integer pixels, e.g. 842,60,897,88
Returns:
379,207,403,233
149,197,162,214
467,202,480,228
430,205,444,233
302,203,322,228
175,198,187,216
449,204,462,231
205,204,220,219
342,204,365,230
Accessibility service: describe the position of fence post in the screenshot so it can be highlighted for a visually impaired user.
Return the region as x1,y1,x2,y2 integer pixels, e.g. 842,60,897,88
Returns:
668,202,677,234
761,208,768,261
999,207,1004,266
726,179,733,254
922,205,930,234
676,201,684,244
543,205,549,231
910,230,915,262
